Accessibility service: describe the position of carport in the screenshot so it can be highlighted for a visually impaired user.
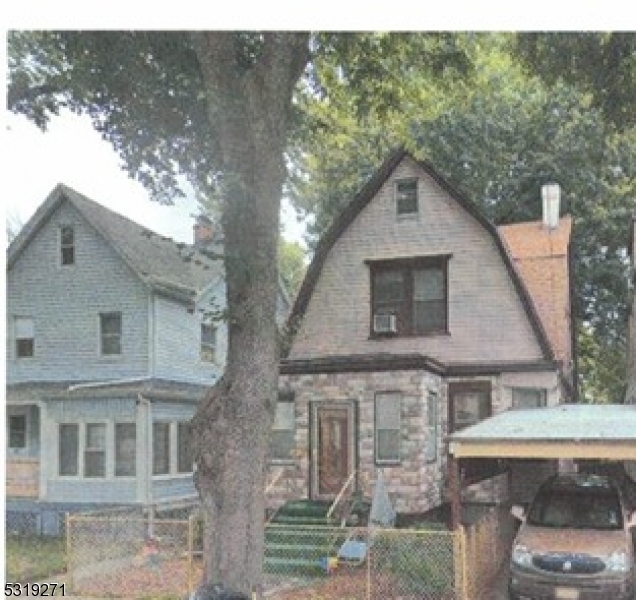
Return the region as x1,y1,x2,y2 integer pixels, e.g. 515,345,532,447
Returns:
447,404,636,530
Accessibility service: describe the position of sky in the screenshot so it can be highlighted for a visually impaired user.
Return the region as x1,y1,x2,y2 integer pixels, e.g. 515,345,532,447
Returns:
4,110,308,247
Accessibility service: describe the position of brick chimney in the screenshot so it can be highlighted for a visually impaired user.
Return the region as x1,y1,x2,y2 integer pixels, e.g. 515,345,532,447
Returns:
193,214,214,247
541,183,561,229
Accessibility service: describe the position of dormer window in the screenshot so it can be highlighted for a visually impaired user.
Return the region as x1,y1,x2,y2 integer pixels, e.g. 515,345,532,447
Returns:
60,225,75,265
395,179,418,215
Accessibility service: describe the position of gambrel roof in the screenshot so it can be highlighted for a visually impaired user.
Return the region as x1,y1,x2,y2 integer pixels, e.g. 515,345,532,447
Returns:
7,184,223,303
290,148,572,364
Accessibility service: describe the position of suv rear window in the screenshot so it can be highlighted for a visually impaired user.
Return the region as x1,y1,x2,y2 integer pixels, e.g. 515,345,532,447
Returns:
528,484,623,530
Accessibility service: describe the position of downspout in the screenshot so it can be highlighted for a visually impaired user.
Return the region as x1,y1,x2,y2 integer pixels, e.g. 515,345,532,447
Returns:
36,400,47,501
137,393,154,535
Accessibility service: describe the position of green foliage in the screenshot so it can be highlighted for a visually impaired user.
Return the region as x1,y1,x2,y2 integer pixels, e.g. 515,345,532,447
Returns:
279,238,307,300
293,32,635,403
5,535,66,583
512,32,636,130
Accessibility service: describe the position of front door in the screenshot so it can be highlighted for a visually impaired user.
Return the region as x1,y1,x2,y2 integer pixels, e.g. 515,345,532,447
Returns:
312,404,354,498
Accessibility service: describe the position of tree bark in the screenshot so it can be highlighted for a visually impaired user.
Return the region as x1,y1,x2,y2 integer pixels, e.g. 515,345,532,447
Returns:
189,32,310,597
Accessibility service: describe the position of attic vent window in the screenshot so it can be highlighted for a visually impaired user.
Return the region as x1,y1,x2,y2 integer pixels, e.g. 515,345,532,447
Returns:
395,179,418,215
60,225,75,265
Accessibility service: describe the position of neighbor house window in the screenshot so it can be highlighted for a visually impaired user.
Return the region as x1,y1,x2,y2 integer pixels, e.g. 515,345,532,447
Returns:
200,322,216,362
375,392,401,464
60,225,75,265
100,312,122,356
115,423,136,477
425,392,438,463
512,388,547,409
15,317,34,358
177,422,193,473
59,423,79,476
270,392,295,462
370,256,449,336
153,422,170,475
449,382,491,432
8,415,27,449
395,179,418,215
84,423,106,477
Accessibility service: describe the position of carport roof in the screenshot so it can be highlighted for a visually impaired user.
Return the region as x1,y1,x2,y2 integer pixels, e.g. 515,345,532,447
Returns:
449,404,636,460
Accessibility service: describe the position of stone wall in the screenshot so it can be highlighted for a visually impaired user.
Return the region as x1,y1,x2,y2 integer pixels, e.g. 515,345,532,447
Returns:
266,368,445,514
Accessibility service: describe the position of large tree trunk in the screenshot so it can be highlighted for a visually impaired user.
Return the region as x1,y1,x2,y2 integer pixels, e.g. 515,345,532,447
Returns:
189,32,309,597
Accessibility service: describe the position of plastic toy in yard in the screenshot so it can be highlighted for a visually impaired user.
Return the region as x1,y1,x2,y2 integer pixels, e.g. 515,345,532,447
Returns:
319,555,339,573
140,536,160,569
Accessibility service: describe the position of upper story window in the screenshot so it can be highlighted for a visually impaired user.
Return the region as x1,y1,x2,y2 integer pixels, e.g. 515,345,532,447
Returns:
200,322,217,363
370,256,449,337
60,225,75,266
14,317,35,358
395,179,418,215
100,312,122,356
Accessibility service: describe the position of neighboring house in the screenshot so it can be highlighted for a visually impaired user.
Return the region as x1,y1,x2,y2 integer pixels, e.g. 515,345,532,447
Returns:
6,184,289,533
268,149,574,515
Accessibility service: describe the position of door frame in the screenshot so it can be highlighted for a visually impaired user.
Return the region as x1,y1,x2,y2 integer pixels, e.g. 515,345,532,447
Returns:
309,400,357,500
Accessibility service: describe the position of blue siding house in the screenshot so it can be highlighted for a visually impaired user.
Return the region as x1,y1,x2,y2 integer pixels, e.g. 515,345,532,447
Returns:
6,184,289,533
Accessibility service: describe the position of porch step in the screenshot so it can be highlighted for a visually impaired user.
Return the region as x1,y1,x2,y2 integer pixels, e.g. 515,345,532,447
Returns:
264,500,348,576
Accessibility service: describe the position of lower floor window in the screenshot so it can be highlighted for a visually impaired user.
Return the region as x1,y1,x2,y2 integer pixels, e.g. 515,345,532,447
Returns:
8,414,27,450
59,423,79,476
153,423,171,475
512,387,547,409
115,423,136,476
375,392,402,464
177,422,193,474
84,423,106,477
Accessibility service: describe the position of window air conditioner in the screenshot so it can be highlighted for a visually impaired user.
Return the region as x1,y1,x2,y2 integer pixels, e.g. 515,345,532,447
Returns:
373,314,397,334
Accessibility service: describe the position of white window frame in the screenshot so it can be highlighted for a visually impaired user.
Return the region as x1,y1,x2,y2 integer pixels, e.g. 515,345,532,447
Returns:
99,312,122,357
84,422,107,478
14,316,35,359
59,224,75,266
176,421,193,474
374,392,402,465
511,387,547,409
114,422,137,478
152,422,172,476
8,411,28,452
270,393,296,464
395,178,419,216
58,423,81,477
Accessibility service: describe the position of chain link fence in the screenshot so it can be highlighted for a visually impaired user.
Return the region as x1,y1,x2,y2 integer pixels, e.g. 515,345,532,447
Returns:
63,504,511,599
67,507,200,598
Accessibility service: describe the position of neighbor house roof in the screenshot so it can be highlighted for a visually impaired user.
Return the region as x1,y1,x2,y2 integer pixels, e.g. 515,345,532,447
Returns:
449,404,636,460
289,148,557,362
7,184,222,302
498,217,573,366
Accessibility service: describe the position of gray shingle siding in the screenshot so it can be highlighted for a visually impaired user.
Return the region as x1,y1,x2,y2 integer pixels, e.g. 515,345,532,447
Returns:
7,200,150,383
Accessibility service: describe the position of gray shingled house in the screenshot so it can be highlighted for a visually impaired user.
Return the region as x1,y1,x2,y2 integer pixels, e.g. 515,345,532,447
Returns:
6,184,289,534
267,149,575,516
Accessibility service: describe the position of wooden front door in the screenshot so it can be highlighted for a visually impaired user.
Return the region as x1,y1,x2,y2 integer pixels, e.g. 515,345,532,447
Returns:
313,404,353,498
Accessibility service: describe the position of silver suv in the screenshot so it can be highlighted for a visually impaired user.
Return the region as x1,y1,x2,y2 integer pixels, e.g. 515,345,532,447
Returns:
508,473,636,600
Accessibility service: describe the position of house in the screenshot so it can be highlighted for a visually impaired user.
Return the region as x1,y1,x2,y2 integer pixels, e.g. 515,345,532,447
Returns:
267,149,574,516
6,184,289,534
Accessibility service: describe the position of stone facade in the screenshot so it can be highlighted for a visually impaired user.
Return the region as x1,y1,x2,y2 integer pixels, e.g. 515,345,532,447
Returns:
267,369,444,514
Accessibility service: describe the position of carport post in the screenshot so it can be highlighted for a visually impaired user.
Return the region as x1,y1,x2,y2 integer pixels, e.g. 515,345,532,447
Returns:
448,455,461,530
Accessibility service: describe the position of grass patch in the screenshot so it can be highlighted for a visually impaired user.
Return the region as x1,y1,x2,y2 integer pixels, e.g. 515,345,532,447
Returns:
5,536,66,583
